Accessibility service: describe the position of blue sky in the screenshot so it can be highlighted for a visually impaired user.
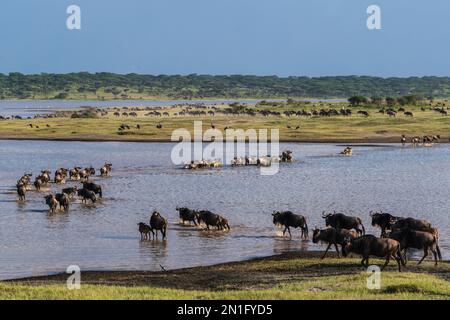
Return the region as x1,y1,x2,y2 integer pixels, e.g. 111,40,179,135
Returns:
0,0,449,76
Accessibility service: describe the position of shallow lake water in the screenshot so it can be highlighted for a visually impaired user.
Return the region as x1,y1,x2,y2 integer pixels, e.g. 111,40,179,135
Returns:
0,141,449,279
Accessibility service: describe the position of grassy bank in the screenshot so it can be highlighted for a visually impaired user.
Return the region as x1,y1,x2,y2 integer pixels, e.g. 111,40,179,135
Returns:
1,102,450,143
3,252,449,300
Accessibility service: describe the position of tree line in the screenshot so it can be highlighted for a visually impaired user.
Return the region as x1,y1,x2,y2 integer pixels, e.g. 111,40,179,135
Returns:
1,72,450,100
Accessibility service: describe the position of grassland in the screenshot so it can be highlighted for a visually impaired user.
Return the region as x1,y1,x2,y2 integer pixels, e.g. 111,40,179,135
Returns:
2,252,449,300
0,102,449,143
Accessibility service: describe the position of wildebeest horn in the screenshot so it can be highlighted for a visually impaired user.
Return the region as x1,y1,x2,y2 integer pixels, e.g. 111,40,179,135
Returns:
271,211,276,216
369,211,374,217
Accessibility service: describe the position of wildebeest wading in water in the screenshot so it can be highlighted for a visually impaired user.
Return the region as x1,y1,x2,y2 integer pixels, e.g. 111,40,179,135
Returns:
312,227,358,259
272,211,309,239
176,207,198,226
322,211,365,236
195,210,230,231
149,211,168,239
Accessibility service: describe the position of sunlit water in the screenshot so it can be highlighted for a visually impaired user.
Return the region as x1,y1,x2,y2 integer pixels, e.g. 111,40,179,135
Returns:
0,141,448,279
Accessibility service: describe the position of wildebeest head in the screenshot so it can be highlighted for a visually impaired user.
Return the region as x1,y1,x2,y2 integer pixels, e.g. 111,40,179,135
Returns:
341,237,353,257
312,228,322,243
272,211,283,225
370,211,384,227
322,211,334,226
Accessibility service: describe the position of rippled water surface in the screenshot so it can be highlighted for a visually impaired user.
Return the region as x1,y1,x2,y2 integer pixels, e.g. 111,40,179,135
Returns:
0,141,449,279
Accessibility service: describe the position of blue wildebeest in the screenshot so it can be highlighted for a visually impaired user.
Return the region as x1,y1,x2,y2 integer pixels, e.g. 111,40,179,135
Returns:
149,211,168,239
342,235,404,272
322,211,365,236
370,211,404,237
272,211,309,239
312,227,358,259
176,207,198,226
389,228,442,266
390,217,431,232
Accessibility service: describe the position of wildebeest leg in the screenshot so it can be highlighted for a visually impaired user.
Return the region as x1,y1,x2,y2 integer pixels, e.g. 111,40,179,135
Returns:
431,248,438,266
360,257,366,268
287,226,292,239
381,254,390,271
393,254,402,272
418,248,428,265
334,243,340,258
140,232,143,240
322,243,332,259
282,226,287,236
402,249,408,265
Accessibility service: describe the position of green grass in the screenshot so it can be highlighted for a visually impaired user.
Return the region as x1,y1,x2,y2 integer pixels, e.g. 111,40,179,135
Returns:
2,254,449,300
1,273,448,300
1,103,449,142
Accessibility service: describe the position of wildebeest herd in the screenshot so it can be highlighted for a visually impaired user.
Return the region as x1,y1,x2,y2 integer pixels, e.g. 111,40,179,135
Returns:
15,163,112,212
135,206,441,272
184,150,294,170
271,210,441,271
14,160,443,273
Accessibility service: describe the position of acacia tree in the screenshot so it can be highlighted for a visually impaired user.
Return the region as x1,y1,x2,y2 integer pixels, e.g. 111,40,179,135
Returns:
348,96,368,106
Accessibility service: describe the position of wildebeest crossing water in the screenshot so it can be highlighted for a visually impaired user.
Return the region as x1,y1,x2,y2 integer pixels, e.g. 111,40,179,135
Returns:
0,140,449,279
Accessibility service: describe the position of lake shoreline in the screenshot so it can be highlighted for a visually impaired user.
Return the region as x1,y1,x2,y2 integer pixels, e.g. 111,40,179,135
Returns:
6,251,449,284
0,136,440,144
3,251,449,300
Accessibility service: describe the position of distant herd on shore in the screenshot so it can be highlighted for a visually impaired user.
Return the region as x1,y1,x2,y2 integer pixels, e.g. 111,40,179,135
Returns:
12,156,442,272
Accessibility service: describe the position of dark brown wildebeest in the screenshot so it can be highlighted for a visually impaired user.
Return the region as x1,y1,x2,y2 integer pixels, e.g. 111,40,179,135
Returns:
86,167,96,176
17,183,26,201
62,186,78,198
82,182,102,198
44,194,59,213
176,207,198,225
322,211,365,236
34,178,42,191
138,222,152,240
312,227,358,259
389,229,442,265
342,235,404,272
196,210,229,231
54,173,65,184
404,111,413,117
69,167,81,180
55,193,70,211
100,163,112,177
401,135,407,145
77,188,96,203
391,217,431,232
217,216,230,230
280,150,293,162
411,136,420,146
370,211,404,237
272,211,309,239
357,110,369,117
149,211,168,239
39,170,51,184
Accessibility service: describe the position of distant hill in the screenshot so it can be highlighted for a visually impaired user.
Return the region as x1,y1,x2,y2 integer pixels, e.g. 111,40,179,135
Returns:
1,73,450,100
